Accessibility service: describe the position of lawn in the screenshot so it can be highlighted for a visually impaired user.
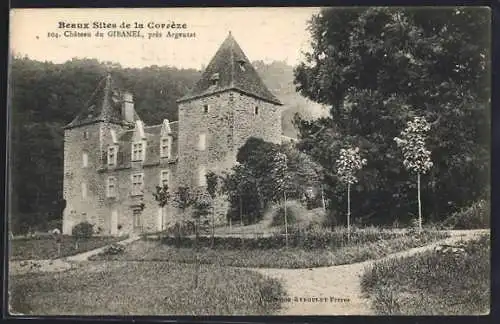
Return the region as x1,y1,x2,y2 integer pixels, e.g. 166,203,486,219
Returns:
360,234,490,315
9,235,126,260
9,261,285,315
92,230,450,268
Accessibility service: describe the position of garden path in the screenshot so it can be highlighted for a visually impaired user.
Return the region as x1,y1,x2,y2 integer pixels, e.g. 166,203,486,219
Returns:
251,229,488,315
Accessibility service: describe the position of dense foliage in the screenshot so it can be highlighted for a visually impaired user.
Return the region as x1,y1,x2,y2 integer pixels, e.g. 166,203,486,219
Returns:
221,137,322,225
294,7,490,225
441,199,490,229
71,221,94,239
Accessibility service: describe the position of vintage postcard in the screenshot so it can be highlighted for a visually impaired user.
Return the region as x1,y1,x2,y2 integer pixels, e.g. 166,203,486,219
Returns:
7,7,491,316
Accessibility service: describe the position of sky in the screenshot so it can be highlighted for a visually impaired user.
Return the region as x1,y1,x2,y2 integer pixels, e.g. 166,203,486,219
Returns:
10,7,320,70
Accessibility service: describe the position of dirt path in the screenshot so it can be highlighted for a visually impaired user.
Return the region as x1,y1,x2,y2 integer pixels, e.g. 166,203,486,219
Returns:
252,229,488,315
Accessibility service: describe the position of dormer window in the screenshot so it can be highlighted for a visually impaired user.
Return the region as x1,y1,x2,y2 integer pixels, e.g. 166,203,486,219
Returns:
131,141,146,162
254,106,259,115
210,73,219,86
204,104,210,113
238,59,246,71
107,146,118,167
160,136,172,159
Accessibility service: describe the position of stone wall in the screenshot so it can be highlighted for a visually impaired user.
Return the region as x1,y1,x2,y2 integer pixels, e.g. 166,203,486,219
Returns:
63,122,179,236
178,90,282,186
62,123,107,235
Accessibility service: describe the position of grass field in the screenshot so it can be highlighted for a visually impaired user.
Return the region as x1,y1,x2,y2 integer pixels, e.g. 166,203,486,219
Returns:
10,261,285,315
9,236,125,260
92,230,449,268
360,234,490,315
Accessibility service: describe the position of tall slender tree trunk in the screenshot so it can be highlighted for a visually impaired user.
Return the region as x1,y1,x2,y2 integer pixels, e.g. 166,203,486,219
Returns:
284,190,288,248
239,194,243,226
211,206,215,248
347,182,351,242
417,173,422,231
321,185,326,212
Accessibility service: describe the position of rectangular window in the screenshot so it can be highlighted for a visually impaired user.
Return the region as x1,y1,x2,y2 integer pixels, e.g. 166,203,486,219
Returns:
107,176,117,198
107,146,117,167
131,173,144,196
131,142,145,161
133,209,142,228
203,104,210,113
198,166,207,187
83,131,89,140
198,133,206,151
81,182,87,199
160,137,171,158
160,170,170,188
82,152,88,168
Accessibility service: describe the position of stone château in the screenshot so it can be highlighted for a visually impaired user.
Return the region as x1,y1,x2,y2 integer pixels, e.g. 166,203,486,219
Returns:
62,32,286,235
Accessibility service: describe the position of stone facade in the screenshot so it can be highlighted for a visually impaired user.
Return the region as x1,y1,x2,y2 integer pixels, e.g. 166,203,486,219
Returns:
62,33,284,236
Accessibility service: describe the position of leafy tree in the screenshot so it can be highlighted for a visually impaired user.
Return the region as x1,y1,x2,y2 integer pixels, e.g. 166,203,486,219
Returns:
153,184,170,236
172,186,196,244
394,116,433,230
72,221,93,249
294,7,490,225
205,171,219,247
335,147,367,238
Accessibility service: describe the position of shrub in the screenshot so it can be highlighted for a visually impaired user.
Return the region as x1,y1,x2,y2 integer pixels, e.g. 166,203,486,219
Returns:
270,200,326,229
72,222,94,239
99,243,125,256
160,226,411,250
361,234,490,315
442,200,490,229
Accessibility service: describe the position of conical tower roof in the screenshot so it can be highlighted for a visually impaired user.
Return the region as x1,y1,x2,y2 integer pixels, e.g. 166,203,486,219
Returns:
64,74,140,129
177,32,282,105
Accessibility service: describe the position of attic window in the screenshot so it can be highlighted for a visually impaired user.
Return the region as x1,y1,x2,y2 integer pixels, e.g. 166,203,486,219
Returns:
210,73,219,86
254,106,259,115
238,59,246,71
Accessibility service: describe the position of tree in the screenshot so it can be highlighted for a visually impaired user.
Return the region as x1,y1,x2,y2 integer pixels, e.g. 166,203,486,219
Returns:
205,171,219,247
294,7,490,225
394,116,433,230
335,147,367,239
153,184,170,237
172,186,196,244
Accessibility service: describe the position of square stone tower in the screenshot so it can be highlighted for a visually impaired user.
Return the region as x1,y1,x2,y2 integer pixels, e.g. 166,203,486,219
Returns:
176,32,284,186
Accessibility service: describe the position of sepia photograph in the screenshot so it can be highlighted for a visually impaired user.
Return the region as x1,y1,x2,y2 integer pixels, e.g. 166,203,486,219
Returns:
7,6,491,316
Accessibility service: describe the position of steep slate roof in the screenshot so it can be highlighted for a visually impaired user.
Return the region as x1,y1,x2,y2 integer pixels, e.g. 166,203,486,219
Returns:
64,74,141,129
177,32,283,105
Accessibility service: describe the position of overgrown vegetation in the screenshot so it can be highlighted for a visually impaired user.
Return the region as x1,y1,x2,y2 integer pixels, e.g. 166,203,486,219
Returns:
94,229,449,268
293,7,490,226
10,262,286,315
441,200,490,229
360,234,490,315
9,235,123,260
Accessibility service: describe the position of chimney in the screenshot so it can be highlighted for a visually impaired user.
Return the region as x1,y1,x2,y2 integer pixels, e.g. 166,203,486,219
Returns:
122,92,134,123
